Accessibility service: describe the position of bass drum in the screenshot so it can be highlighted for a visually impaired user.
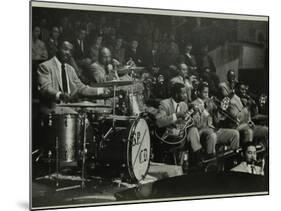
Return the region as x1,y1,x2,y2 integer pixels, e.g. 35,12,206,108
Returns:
97,116,151,182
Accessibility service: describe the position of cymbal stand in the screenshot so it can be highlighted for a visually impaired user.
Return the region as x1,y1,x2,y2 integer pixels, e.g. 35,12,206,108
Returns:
55,137,59,187
81,111,88,191
112,85,117,129
48,150,52,179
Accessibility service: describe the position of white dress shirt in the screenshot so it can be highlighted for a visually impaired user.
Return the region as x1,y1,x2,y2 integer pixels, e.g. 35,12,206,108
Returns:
231,161,264,176
77,39,84,53
172,98,180,122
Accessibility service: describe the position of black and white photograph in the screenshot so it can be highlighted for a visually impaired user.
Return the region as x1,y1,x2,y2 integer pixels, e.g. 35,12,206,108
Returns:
30,1,269,210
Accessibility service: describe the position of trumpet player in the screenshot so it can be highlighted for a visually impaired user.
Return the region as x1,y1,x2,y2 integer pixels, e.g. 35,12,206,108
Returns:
191,82,240,158
219,70,268,148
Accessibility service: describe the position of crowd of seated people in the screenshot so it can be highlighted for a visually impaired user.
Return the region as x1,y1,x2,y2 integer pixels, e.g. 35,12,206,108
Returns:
32,14,269,174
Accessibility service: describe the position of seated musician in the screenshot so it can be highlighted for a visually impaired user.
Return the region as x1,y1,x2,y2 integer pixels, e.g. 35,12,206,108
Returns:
231,142,264,176
170,63,193,102
155,82,206,165
236,82,257,115
257,94,269,115
191,82,240,158
146,74,169,108
219,70,268,148
201,67,220,97
219,69,253,144
219,69,237,95
86,47,120,85
37,40,106,114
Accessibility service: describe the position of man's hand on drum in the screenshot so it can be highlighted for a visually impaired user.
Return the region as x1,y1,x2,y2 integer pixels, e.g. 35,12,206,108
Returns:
104,88,112,95
100,88,113,98
176,111,186,119
59,92,71,103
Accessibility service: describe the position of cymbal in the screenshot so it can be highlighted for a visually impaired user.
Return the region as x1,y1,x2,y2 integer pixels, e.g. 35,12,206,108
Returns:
117,66,145,75
58,101,112,108
252,114,268,121
106,115,137,120
90,80,134,87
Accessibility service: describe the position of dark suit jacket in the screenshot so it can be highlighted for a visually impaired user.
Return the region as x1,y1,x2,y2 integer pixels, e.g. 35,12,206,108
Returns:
46,37,58,59
156,98,188,128
144,50,160,67
125,48,143,66
37,56,98,108
72,39,87,60
196,54,216,73
184,54,197,68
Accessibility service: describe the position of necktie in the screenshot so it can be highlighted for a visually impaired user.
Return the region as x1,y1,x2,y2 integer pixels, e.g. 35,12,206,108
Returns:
152,51,156,65
61,63,68,93
80,40,84,53
176,103,179,113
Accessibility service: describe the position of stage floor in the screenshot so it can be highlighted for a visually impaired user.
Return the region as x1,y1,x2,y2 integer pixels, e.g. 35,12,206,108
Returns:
31,162,184,209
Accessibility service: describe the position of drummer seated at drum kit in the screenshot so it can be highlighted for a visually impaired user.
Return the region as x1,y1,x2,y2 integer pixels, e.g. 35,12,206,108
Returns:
154,82,206,167
37,40,111,114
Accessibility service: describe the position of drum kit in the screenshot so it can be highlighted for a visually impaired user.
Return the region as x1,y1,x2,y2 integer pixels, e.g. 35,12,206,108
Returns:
38,79,151,190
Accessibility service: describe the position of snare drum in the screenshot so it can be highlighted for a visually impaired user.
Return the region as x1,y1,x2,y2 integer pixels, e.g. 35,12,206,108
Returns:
87,106,113,121
97,116,151,182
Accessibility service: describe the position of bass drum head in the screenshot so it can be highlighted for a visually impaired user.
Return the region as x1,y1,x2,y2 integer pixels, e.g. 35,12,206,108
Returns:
127,118,151,182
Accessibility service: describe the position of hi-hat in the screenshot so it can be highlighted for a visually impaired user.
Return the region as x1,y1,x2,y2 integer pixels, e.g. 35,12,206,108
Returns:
117,66,145,75
90,80,134,87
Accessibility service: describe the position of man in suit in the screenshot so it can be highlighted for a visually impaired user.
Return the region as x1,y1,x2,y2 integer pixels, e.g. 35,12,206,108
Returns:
219,70,268,148
182,42,197,72
197,45,216,74
155,83,204,165
219,70,253,144
231,142,264,175
86,47,119,84
46,26,60,59
110,37,126,65
144,41,161,71
191,82,240,158
32,26,48,61
72,28,87,61
37,40,106,113
125,39,143,66
170,63,193,102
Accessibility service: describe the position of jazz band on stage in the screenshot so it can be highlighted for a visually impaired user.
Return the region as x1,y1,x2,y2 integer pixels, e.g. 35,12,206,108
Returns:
33,38,268,185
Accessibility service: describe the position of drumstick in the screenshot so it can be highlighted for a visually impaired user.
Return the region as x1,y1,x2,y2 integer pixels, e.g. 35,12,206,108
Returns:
70,88,79,101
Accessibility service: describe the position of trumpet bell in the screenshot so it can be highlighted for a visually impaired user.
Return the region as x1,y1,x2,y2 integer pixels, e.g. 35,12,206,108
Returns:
221,97,230,111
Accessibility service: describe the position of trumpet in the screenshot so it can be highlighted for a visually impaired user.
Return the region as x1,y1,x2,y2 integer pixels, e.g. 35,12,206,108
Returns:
211,96,230,111
208,96,240,126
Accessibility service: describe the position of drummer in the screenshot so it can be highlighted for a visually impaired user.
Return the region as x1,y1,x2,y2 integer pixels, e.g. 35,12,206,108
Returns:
37,40,108,114
86,46,146,109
